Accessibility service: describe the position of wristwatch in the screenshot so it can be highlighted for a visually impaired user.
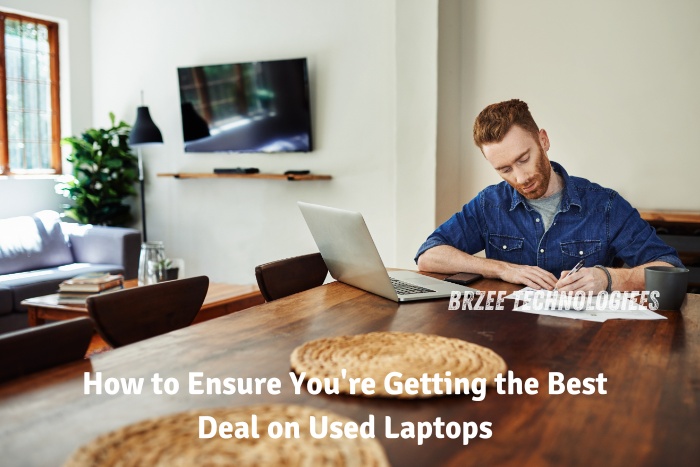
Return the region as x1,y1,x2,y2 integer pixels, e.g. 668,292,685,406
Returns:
594,265,612,293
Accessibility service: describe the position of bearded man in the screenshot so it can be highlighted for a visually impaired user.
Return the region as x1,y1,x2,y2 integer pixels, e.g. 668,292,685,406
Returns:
415,99,683,293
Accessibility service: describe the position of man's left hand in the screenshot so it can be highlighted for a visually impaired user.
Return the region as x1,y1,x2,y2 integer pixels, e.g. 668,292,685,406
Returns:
554,266,607,293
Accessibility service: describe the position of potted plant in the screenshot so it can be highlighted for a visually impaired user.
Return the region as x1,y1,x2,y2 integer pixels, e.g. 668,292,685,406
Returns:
157,258,180,281
55,113,139,226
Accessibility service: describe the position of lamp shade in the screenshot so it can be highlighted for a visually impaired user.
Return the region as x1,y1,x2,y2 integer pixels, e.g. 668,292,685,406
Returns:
129,106,163,146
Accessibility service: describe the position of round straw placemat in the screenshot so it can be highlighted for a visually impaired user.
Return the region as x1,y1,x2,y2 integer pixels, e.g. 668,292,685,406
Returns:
64,404,389,467
291,331,506,399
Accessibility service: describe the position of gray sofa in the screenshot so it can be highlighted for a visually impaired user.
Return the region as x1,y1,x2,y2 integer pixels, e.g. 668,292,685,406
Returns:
0,211,141,333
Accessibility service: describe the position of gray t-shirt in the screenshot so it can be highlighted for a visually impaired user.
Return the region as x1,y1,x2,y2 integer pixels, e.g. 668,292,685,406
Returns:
526,190,563,232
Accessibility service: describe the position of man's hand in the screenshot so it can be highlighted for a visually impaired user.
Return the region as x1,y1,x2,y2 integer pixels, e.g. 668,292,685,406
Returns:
499,263,558,290
555,267,607,293
417,245,559,289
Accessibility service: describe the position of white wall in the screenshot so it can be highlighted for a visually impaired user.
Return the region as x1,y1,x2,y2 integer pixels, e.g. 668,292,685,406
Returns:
436,0,464,224
91,0,438,283
0,0,92,218
395,0,439,267
446,0,700,214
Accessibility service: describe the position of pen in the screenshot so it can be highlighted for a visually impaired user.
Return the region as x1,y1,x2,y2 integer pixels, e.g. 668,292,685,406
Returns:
553,259,585,291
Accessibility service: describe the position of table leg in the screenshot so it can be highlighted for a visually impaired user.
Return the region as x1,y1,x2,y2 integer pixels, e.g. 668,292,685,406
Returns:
26,307,45,327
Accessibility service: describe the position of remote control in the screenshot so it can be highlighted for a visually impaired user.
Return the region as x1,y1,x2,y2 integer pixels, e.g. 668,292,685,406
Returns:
214,168,260,174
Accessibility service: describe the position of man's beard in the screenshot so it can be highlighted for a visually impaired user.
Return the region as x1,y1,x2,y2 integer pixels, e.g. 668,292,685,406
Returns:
509,147,552,199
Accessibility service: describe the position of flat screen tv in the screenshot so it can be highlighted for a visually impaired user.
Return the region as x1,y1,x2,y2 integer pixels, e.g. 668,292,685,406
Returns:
177,58,312,153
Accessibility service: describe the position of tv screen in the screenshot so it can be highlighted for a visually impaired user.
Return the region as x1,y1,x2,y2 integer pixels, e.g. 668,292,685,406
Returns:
177,58,312,153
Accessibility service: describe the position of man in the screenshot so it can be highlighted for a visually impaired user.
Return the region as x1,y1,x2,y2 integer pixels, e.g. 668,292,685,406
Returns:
415,99,683,293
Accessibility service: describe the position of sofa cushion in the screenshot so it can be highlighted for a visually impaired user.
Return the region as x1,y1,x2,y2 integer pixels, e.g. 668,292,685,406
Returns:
0,312,31,334
0,263,124,310
0,211,74,275
0,286,12,316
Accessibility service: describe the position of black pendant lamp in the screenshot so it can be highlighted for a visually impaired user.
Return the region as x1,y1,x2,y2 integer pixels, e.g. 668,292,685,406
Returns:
129,106,163,146
128,92,163,242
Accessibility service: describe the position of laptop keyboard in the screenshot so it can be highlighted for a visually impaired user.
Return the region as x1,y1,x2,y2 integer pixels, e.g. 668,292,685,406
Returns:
390,278,436,295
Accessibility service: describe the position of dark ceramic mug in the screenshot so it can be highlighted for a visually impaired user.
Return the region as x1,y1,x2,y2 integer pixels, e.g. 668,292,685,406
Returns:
645,266,689,311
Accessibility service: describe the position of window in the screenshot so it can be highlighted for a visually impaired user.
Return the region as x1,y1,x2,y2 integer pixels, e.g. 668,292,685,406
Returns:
0,11,60,175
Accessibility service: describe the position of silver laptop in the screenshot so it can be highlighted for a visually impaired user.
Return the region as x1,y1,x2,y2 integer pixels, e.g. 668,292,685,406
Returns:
298,202,478,302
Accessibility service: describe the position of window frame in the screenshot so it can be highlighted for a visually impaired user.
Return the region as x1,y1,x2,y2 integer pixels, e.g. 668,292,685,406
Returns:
0,10,61,175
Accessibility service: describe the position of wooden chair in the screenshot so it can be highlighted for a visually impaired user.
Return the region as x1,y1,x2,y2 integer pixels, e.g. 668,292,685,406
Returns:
86,276,209,348
255,253,328,302
0,318,93,383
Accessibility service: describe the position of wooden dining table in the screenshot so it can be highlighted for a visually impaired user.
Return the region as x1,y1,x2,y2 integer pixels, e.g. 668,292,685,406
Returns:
0,277,698,466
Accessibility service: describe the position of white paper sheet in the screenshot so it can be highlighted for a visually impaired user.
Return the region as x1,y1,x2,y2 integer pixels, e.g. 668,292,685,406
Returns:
504,287,666,322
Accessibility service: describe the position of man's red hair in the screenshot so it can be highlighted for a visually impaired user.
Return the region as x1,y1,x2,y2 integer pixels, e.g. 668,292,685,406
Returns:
473,99,540,148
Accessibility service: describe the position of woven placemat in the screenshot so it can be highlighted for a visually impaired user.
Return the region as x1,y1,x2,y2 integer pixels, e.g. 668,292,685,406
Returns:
291,331,507,398
64,404,389,467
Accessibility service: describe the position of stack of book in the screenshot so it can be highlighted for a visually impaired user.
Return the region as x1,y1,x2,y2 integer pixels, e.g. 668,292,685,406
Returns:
57,273,124,305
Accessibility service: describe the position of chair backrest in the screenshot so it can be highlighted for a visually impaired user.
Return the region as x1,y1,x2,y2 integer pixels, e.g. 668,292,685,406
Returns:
0,318,93,383
86,276,209,348
255,253,328,302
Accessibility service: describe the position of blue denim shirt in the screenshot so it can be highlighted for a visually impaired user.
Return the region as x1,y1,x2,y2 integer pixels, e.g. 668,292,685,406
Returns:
415,161,683,275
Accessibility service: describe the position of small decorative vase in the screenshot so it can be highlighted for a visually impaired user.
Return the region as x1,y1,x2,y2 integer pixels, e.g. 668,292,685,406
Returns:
138,241,166,285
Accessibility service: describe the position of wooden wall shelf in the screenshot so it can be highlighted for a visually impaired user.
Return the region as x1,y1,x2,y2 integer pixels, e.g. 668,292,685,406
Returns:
157,172,332,181
639,210,700,226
